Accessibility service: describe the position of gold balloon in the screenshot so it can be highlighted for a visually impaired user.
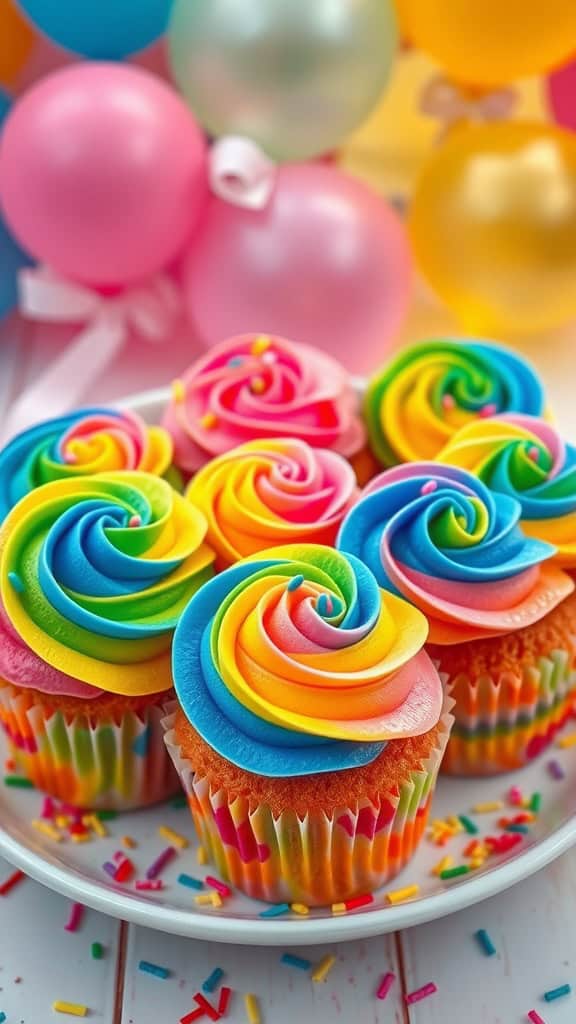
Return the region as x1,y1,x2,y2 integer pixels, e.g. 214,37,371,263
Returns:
400,0,576,86
0,0,34,87
410,123,576,335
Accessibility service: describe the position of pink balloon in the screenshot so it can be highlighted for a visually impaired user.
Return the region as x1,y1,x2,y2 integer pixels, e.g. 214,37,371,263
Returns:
183,164,412,374
0,64,207,287
547,58,576,132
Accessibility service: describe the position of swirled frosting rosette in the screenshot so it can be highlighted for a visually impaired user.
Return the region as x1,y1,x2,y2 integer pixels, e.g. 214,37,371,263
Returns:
0,407,174,522
187,439,358,569
172,544,442,777
338,464,573,645
162,334,365,474
0,472,215,696
438,415,576,568
365,339,545,466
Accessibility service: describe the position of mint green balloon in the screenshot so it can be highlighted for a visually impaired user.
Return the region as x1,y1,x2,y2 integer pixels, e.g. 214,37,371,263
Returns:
168,0,398,162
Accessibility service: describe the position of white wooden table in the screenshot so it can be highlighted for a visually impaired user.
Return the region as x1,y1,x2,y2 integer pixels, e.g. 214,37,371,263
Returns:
2,308,576,1024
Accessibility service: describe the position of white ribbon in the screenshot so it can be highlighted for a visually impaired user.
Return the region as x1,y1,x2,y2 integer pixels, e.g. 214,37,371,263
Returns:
209,136,277,210
421,76,517,134
0,267,180,444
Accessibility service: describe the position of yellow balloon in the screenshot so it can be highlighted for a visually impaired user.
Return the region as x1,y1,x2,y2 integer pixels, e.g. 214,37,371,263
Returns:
410,122,576,335
0,0,34,87
401,0,576,86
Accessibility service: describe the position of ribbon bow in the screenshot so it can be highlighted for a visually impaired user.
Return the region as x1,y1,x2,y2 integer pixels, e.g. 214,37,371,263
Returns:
209,136,277,210
420,76,517,134
1,268,180,444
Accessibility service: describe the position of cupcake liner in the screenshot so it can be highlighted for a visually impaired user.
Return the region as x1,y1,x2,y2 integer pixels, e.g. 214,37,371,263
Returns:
441,646,576,776
0,682,178,810
162,697,454,906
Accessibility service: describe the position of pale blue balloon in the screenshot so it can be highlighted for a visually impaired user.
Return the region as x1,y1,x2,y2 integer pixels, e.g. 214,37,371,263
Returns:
17,0,173,59
0,90,33,318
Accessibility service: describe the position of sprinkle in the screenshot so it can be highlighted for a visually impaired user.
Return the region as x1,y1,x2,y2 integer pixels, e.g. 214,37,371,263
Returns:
122,836,137,849
158,826,189,850
439,865,470,880
4,758,15,771
180,1011,205,1024
548,759,565,780
102,862,117,879
194,992,221,1022
146,846,176,880
432,856,454,876
312,955,336,983
52,1002,88,1017
91,942,104,960
479,403,497,418
527,446,541,462
41,796,55,819
331,902,346,914
84,814,107,838
505,824,529,834
420,481,438,495
287,574,304,592
113,857,135,883
316,594,332,617
195,893,217,906
530,792,542,814
96,810,117,821
558,733,576,749
228,355,245,368
200,412,218,430
56,816,71,829
544,984,571,1002
405,982,438,1005
281,954,311,971
218,987,232,1015
475,929,496,956
210,892,223,908
197,845,207,865
244,993,261,1024
250,376,266,395
345,893,373,911
508,786,523,805
259,902,290,918
472,801,503,813
290,903,309,915
71,833,91,844
0,870,25,896
459,815,479,835
32,819,62,842
135,880,164,892
128,514,141,528
4,775,34,788
386,884,420,905
442,394,456,409
138,960,170,980
64,902,84,933
528,1012,546,1023
172,379,185,402
202,967,225,993
206,876,232,898
376,972,396,1000
7,571,24,593
178,873,204,891
0,1012,5,1022
251,335,271,355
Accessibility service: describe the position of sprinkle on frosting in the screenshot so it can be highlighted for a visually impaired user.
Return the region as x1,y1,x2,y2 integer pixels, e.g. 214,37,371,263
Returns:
0,408,173,522
186,438,358,569
0,472,215,696
364,339,545,466
172,544,443,777
338,463,573,645
437,414,576,568
161,334,365,474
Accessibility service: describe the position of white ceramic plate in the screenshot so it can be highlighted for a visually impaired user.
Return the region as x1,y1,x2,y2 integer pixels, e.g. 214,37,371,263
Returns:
0,388,576,946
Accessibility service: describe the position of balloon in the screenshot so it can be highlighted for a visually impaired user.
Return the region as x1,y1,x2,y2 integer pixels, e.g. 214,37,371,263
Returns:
547,59,576,133
168,0,398,162
410,122,576,334
17,0,172,59
400,0,576,87
183,163,411,374
0,88,32,317
0,0,34,87
0,64,207,288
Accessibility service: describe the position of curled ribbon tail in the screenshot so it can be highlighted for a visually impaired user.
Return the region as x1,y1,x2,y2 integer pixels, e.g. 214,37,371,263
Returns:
209,136,277,210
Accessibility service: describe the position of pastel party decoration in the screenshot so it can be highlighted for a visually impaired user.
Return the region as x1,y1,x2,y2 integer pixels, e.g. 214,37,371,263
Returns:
0,64,207,287
17,0,172,59
0,473,215,695
187,439,358,568
410,123,576,334
183,164,411,373
162,334,365,474
168,0,398,162
365,339,545,466
547,59,576,134
172,544,441,776
338,464,573,645
0,0,34,87
438,414,576,568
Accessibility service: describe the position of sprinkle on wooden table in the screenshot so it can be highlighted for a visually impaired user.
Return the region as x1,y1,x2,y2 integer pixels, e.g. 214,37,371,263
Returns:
432,855,454,877
195,893,218,906
145,846,176,880
135,880,164,891
290,903,309,915
281,954,311,971
475,929,496,956
121,836,136,849
331,902,346,914
64,902,84,933
472,801,503,814
206,876,232,898
508,786,523,805
530,792,542,813
244,993,261,1024
102,861,116,879
7,571,25,593
312,954,337,983
405,982,438,1005
218,987,232,1015
439,865,470,880
52,1002,88,1017
259,903,290,918
385,884,420,905
459,815,479,835
0,870,25,896
202,967,225,993
543,983,571,1002
180,1009,205,1024
527,1011,546,1023
178,873,204,891
32,819,62,842
194,992,220,1021
557,733,576,749
138,960,170,980
113,856,134,883
197,845,207,865
4,775,34,788
376,972,396,1000
345,893,373,911
91,942,103,960
548,759,565,780
158,825,189,850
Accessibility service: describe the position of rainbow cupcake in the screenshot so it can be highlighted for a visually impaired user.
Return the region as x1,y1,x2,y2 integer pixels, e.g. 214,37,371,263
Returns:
338,464,576,775
0,472,215,809
163,544,451,906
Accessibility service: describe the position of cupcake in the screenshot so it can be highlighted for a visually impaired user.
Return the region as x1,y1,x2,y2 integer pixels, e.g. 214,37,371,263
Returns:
161,333,371,481
338,464,576,775
364,338,545,467
0,472,215,809
0,406,176,522
437,414,576,568
187,438,358,570
163,544,451,906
